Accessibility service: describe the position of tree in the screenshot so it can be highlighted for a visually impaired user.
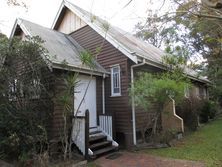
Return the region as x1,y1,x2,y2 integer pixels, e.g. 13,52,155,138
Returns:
0,32,100,162
135,0,222,103
6,0,27,9
0,34,51,161
129,55,190,138
135,13,179,48
171,0,222,102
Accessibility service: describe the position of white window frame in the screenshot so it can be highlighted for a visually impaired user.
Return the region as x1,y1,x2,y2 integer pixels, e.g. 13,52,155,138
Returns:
184,85,190,98
9,79,17,101
111,65,121,97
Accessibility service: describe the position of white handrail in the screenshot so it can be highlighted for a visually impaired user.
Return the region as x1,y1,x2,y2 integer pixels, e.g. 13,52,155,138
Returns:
99,115,113,138
98,115,119,147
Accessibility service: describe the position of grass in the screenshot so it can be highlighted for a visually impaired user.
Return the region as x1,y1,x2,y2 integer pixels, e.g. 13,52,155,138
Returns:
143,117,222,167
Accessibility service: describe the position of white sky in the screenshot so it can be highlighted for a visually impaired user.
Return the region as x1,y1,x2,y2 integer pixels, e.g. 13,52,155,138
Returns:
0,0,169,37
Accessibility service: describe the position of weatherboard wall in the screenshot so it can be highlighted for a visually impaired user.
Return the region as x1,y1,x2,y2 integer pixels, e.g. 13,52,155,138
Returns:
54,7,86,34
70,25,134,146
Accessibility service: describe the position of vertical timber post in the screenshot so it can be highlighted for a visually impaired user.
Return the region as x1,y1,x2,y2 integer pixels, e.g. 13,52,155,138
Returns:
112,111,116,140
85,109,89,160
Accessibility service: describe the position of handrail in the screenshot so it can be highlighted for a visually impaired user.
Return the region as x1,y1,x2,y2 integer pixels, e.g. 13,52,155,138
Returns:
98,113,118,147
99,114,113,138
72,109,89,159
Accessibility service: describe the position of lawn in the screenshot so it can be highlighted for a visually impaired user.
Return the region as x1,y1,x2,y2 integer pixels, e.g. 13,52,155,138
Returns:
143,117,222,167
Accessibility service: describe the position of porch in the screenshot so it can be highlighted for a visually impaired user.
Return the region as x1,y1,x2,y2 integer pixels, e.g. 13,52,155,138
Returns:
72,110,119,159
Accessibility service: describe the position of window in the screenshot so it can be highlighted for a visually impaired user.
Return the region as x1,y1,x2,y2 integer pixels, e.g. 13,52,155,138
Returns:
199,87,207,99
195,87,201,99
29,78,41,99
9,79,17,101
184,85,190,98
111,65,121,96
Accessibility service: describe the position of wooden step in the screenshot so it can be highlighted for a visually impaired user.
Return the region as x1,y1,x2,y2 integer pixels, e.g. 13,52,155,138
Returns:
93,146,117,156
89,135,106,143
89,126,97,129
89,130,102,135
90,141,112,150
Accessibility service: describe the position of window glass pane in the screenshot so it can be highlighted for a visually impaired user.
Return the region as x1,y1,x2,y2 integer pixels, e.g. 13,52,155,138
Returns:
115,73,118,87
199,87,204,97
30,78,41,99
113,73,116,88
114,87,119,93
113,67,119,73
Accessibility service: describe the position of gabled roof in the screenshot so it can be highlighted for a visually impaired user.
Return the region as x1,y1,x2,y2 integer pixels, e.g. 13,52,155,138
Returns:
51,0,171,65
52,0,138,63
52,0,210,84
10,18,107,76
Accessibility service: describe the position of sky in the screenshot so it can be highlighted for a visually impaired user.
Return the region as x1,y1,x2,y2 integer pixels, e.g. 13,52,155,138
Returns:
0,0,169,37
0,0,205,64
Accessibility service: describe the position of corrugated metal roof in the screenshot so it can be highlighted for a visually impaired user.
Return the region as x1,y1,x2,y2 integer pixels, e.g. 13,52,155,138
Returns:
61,1,210,83
64,1,164,63
13,19,107,75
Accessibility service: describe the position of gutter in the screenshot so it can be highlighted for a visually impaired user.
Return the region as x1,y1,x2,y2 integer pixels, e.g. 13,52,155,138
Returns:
131,60,146,145
52,62,109,77
136,53,211,85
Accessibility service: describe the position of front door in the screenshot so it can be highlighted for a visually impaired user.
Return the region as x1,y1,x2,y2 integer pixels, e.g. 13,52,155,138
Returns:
74,75,97,128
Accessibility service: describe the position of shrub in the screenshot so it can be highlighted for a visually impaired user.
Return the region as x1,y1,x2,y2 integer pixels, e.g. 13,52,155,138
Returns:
0,35,50,161
176,96,202,131
199,100,218,123
154,129,177,145
130,72,189,136
0,102,49,160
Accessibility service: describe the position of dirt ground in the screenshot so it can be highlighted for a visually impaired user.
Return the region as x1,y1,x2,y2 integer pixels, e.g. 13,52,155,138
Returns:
94,151,205,167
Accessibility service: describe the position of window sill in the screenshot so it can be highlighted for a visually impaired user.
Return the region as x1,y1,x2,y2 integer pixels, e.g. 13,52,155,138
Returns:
110,94,121,97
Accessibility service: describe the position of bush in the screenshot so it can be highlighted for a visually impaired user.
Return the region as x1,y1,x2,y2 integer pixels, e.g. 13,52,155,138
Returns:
154,129,178,145
130,72,189,136
0,35,51,161
176,98,199,131
199,100,218,123
0,102,49,160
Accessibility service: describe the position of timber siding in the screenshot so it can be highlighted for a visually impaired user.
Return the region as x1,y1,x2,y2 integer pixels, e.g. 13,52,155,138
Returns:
54,7,87,34
51,70,66,139
70,25,133,145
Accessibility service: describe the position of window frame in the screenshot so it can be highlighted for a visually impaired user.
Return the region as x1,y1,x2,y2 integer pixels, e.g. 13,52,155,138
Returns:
110,65,121,97
8,79,17,101
184,85,190,98
199,86,207,99
29,78,41,99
